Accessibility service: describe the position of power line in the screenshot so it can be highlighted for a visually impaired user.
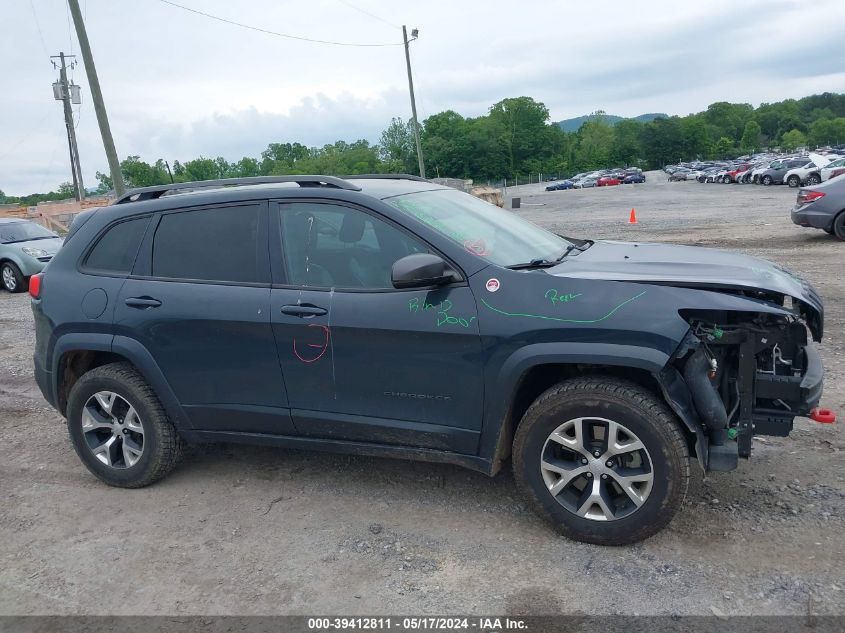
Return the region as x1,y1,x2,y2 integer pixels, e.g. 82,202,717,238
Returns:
335,0,400,30
65,0,74,55
28,0,50,58
157,0,403,47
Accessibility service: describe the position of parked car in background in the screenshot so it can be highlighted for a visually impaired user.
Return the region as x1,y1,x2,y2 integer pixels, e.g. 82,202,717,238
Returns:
545,180,575,191
0,219,62,293
597,176,621,187
573,177,598,188
669,172,688,181
623,173,646,184
820,157,845,182
791,172,845,240
784,153,832,187
758,159,809,185
722,165,751,184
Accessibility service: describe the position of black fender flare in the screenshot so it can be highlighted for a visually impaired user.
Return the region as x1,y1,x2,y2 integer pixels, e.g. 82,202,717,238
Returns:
111,336,193,431
51,333,192,431
50,332,114,410
481,343,707,473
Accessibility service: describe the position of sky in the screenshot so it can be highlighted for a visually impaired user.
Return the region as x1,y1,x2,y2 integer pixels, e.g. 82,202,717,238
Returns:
2,0,845,195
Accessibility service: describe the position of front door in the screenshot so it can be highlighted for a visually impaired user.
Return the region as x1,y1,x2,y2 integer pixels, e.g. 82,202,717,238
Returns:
269,200,483,453
114,202,295,436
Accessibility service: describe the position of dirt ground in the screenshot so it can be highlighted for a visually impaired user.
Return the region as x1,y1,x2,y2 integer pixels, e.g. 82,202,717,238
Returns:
1,172,843,616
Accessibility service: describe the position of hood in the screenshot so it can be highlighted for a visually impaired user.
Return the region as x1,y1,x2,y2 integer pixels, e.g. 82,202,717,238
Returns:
549,240,824,339
15,237,63,255
809,152,833,167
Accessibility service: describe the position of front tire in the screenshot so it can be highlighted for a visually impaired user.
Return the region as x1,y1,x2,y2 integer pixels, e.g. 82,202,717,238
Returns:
513,377,690,545
67,362,185,488
1,262,26,293
787,175,800,188
762,175,773,186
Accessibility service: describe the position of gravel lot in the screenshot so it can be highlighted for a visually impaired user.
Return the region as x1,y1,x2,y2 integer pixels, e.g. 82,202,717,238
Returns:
1,172,843,616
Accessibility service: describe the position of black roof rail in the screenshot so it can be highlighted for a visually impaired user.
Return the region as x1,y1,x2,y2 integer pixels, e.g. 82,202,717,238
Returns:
341,173,429,182
112,175,362,205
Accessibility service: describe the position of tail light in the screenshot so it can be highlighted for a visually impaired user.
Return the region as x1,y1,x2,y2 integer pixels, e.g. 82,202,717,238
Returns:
29,273,42,299
796,190,825,206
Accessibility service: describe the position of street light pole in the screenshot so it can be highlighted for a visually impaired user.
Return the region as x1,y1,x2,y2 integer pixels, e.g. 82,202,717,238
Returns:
402,25,425,179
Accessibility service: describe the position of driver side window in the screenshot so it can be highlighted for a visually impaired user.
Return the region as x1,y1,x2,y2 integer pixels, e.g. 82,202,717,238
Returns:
279,202,427,289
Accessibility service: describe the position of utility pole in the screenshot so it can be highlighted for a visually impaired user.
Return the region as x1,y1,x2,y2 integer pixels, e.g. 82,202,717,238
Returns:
51,52,84,201
402,25,425,179
67,0,125,197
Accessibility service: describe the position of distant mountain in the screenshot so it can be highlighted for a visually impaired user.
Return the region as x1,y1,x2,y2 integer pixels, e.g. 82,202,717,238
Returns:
556,113,668,133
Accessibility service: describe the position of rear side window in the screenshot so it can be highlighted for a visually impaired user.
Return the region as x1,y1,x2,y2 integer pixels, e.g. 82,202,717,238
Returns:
84,217,149,273
152,204,266,284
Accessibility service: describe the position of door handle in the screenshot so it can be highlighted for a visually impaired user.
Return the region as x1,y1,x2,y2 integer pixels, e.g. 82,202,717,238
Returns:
125,297,162,309
280,304,327,318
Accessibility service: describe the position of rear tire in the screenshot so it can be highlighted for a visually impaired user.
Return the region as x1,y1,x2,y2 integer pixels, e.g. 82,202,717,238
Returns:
1,262,26,293
806,174,821,185
512,376,690,545
833,211,845,241
67,362,185,488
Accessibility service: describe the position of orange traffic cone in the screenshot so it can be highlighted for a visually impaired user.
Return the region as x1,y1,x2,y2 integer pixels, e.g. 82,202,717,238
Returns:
628,208,637,224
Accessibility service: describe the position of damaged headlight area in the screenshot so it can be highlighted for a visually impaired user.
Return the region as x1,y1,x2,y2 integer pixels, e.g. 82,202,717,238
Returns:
675,310,824,471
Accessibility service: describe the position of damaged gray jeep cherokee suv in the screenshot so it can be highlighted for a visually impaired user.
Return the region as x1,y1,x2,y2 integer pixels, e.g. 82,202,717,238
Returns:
31,175,831,544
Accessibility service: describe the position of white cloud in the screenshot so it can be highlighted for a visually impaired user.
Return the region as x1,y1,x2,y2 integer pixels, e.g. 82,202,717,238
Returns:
2,0,844,194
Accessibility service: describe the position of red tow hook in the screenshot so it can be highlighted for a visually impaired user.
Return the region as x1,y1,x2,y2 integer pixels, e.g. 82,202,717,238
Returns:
809,408,837,424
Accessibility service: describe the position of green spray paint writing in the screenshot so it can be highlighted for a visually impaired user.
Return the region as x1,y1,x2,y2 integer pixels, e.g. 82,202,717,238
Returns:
480,290,647,324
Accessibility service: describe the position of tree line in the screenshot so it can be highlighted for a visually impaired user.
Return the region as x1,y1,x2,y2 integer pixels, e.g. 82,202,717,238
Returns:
3,92,844,205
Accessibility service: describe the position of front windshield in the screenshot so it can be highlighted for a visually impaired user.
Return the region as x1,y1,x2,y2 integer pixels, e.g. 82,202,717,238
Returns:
385,188,572,267
0,222,58,244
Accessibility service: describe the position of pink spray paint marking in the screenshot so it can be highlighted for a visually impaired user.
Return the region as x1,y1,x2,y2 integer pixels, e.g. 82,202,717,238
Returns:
293,324,331,363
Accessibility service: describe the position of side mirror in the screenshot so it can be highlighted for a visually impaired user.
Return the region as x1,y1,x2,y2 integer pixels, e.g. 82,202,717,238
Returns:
392,253,456,289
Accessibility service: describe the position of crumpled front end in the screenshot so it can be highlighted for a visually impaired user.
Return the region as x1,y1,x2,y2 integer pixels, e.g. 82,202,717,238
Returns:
673,310,825,471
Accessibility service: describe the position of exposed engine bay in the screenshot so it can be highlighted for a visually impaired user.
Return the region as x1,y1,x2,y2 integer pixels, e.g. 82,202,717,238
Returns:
675,310,824,471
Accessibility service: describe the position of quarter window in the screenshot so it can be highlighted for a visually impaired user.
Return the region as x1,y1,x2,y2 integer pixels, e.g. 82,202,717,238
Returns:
279,203,427,289
85,217,149,273
152,205,266,283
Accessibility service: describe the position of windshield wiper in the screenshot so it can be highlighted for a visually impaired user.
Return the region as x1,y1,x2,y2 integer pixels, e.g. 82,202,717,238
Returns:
506,258,559,270
3,236,55,244
506,244,582,270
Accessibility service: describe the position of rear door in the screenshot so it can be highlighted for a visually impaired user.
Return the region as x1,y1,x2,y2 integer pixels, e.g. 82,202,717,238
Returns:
268,199,484,453
114,201,295,435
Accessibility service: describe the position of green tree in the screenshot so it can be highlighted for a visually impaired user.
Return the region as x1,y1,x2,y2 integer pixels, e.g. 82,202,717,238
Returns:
575,112,615,170
780,129,807,152
807,118,845,147
703,102,754,141
231,157,260,177
379,117,416,174
57,181,76,198
610,119,643,166
712,136,735,159
680,115,708,159
183,157,220,181
739,120,762,154
488,96,551,177
119,155,170,188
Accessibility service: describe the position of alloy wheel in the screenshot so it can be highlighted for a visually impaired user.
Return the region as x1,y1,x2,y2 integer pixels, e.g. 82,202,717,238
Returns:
540,417,654,521
2,265,16,291
81,391,145,468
